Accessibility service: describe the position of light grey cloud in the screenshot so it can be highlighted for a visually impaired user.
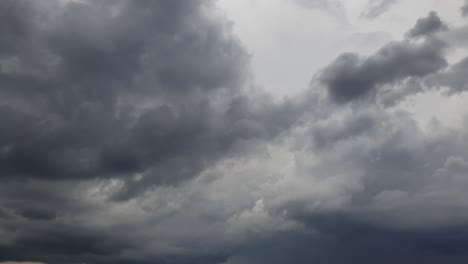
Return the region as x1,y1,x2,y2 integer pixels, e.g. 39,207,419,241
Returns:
361,0,399,19
319,38,447,103
0,0,255,188
0,0,304,262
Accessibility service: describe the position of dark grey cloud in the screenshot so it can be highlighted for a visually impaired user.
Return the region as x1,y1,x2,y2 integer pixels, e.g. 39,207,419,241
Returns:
222,213,468,264
0,0,258,188
230,108,468,264
361,0,399,19
2,1,468,264
462,0,468,17
406,11,448,39
426,56,468,94
319,38,447,103
0,0,303,262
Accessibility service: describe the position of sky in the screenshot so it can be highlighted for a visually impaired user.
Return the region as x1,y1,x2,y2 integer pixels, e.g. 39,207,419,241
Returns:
1,0,468,263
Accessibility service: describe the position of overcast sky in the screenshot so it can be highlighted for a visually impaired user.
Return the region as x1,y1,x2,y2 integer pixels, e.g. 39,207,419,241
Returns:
1,1,468,264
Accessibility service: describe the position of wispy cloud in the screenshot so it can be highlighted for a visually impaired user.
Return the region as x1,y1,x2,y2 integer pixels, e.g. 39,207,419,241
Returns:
361,0,400,19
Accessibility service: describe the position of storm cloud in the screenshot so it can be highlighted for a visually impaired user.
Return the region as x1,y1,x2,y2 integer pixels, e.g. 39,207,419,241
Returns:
0,0,263,189
2,1,468,264
319,37,447,103
406,11,448,39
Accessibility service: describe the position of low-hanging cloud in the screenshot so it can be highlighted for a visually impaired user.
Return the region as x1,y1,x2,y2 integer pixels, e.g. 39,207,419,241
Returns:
2,1,468,264
405,11,448,39
319,38,447,103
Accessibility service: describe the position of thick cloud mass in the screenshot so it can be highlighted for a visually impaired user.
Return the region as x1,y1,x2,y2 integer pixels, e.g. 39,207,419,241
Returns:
0,0,253,187
427,57,468,94
2,1,468,264
406,11,448,39
319,37,447,103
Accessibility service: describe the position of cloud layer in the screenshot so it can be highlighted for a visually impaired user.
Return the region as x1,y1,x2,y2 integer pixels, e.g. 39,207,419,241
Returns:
1,1,468,264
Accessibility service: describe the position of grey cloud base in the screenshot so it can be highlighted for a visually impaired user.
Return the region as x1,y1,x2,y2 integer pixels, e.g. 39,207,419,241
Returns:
1,1,468,264
405,11,448,39
463,0,468,17
319,38,447,103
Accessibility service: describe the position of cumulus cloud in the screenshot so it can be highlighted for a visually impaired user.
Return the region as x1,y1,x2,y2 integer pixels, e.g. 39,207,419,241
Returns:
462,0,468,17
426,57,468,94
294,0,347,21
317,11,452,104
319,38,447,103
2,1,468,264
405,11,448,39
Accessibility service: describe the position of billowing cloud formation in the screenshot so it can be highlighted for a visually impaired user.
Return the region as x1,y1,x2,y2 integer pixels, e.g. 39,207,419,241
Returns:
319,37,447,103
294,0,347,21
2,1,468,264
406,11,448,39
0,0,302,262
319,12,450,103
427,57,468,94
0,263,44,264
0,0,261,195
